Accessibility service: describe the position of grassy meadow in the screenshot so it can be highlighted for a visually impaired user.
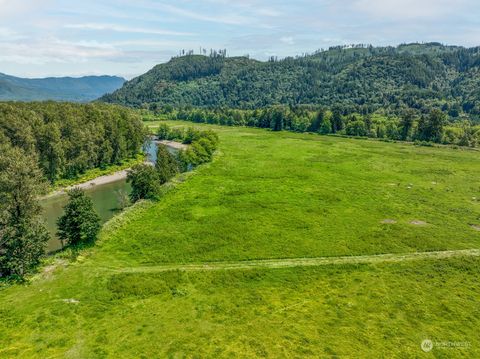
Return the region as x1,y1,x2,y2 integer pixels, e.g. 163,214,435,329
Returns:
96,122,480,266
1,122,480,357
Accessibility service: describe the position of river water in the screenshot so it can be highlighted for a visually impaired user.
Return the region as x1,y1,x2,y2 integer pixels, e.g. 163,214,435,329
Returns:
41,140,169,252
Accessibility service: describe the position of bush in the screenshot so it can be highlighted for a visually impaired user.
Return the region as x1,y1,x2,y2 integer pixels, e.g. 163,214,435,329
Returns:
346,120,367,137
156,123,171,140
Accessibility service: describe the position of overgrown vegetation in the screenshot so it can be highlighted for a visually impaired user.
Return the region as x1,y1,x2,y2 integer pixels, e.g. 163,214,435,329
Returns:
0,102,147,184
102,43,480,121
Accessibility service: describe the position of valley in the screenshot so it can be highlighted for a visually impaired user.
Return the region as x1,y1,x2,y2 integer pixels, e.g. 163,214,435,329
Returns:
1,122,479,357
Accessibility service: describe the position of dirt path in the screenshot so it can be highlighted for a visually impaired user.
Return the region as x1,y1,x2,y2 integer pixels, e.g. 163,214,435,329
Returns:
110,249,480,273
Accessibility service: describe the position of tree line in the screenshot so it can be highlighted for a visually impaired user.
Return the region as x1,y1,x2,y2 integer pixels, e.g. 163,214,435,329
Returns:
0,102,147,184
162,106,479,147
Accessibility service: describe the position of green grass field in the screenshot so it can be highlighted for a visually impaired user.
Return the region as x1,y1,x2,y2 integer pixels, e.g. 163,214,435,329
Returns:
1,123,480,357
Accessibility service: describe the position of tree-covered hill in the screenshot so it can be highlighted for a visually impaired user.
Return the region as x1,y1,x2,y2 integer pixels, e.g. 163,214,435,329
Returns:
101,43,480,118
0,73,125,102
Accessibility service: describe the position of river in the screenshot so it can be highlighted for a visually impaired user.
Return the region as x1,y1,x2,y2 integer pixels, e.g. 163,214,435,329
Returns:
41,140,174,252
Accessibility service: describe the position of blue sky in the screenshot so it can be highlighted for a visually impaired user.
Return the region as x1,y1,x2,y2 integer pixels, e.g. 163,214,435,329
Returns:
0,0,479,79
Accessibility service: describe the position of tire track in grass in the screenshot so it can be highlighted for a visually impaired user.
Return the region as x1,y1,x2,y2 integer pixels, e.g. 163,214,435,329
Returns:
107,249,480,273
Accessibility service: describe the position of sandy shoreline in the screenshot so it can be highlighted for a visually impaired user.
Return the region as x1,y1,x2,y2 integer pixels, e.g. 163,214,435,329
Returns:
154,140,188,150
44,141,185,199
44,169,131,199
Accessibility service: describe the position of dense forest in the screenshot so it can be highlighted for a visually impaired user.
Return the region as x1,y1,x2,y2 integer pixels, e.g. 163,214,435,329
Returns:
0,102,146,184
101,43,480,120
162,106,480,147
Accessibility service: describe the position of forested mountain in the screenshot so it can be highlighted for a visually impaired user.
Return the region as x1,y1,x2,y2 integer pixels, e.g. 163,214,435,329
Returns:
101,43,480,119
0,73,125,102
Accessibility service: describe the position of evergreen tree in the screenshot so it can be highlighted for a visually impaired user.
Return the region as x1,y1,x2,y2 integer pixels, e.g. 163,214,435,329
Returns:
155,144,179,184
331,108,344,133
38,122,64,183
309,109,325,132
399,109,416,141
417,109,446,143
127,164,160,202
270,108,285,131
0,102,146,184
0,145,50,277
57,188,101,247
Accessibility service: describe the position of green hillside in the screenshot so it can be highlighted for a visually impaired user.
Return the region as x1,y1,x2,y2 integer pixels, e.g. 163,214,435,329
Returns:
101,43,480,117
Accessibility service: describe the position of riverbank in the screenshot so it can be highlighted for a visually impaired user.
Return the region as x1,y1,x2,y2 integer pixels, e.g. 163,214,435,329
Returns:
49,155,144,193
44,169,131,199
44,141,185,199
155,139,188,150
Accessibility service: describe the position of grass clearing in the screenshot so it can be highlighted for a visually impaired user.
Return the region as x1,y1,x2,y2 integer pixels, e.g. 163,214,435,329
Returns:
1,257,479,357
95,122,480,267
1,122,479,357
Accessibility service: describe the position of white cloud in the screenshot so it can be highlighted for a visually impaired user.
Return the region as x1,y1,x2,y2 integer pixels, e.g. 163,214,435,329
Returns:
156,3,250,25
280,36,295,45
353,0,469,20
0,27,20,38
112,39,203,48
0,37,123,65
65,23,193,36
129,0,253,25
0,0,51,19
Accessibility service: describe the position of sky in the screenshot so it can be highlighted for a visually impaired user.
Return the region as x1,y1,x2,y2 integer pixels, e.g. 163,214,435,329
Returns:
0,0,479,79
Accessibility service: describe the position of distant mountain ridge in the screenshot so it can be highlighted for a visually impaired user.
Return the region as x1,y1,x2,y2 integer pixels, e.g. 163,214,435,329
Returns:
101,43,480,117
0,73,125,102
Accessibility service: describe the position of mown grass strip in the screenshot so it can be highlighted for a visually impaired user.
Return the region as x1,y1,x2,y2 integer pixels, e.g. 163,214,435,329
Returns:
107,249,480,273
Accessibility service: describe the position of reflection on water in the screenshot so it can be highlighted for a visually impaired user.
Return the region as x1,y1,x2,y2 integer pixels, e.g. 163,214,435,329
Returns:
145,139,179,163
145,139,158,163
41,179,132,252
41,140,180,253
